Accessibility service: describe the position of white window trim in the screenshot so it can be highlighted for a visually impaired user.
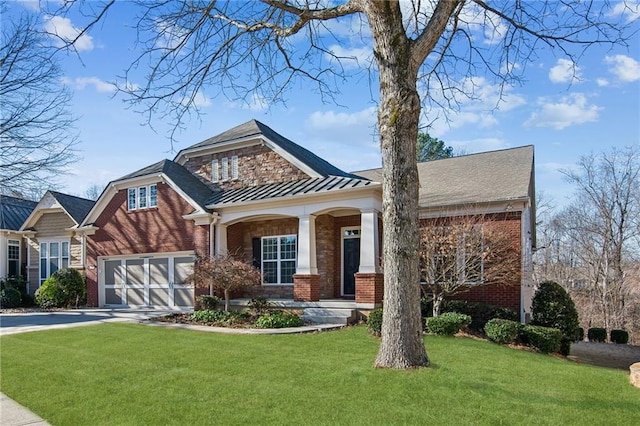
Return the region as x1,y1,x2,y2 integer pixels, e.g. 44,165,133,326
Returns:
39,239,70,285
231,155,239,180
221,157,229,181
261,235,297,286
7,239,20,277
211,159,219,183
128,184,158,211
341,226,361,296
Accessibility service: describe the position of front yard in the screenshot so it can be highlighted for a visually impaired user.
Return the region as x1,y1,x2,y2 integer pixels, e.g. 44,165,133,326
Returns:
1,324,638,425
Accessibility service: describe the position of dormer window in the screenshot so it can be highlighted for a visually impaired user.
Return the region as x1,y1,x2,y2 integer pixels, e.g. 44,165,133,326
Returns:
128,184,158,210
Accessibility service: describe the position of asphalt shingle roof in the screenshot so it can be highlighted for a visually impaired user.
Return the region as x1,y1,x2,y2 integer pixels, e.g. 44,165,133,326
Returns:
118,160,213,211
354,145,534,208
206,175,375,207
0,195,37,230
177,120,359,179
49,191,95,225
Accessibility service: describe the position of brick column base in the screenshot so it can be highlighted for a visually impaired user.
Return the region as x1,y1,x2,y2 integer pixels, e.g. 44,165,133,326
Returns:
293,274,321,302
355,272,384,304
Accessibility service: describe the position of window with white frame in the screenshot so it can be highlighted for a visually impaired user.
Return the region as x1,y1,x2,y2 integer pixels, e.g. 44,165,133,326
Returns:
40,241,69,284
127,184,158,210
261,235,297,285
211,159,219,183
221,157,229,181
8,239,20,276
231,155,238,179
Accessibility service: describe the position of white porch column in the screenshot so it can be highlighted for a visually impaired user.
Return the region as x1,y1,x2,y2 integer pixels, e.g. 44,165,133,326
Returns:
296,214,318,275
359,209,380,273
215,223,228,256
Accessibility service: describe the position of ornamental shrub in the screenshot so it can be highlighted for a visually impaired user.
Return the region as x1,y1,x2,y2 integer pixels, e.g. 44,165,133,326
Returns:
426,312,471,336
52,268,86,307
484,319,522,344
367,308,383,336
578,327,585,341
196,295,220,310
1,287,21,308
610,329,629,344
522,325,562,353
191,309,225,323
587,327,607,342
441,300,518,332
531,281,580,341
35,277,66,308
248,296,272,315
254,311,303,328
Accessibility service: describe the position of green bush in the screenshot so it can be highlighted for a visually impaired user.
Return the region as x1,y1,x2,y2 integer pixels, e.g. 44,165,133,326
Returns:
1,276,32,307
441,300,518,332
426,312,471,336
610,329,629,344
484,319,522,344
248,296,272,315
588,327,607,342
522,325,562,353
531,281,580,341
196,295,220,310
367,308,383,336
578,327,584,341
191,309,225,323
254,311,303,328
35,277,66,308
1,287,21,308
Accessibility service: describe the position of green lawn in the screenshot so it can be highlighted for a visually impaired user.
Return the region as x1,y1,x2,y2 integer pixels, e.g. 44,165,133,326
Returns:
1,324,638,425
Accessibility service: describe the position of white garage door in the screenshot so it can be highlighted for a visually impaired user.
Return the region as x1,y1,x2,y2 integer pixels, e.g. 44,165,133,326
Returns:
99,252,194,309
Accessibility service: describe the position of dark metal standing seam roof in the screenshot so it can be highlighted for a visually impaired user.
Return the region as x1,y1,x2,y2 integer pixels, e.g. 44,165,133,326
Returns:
206,176,375,207
0,195,37,230
48,191,96,225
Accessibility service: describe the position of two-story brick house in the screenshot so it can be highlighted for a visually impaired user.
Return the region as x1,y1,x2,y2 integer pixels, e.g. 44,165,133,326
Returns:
76,120,535,320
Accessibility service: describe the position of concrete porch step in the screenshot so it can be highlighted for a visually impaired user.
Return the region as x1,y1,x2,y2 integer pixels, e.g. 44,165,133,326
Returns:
301,308,356,325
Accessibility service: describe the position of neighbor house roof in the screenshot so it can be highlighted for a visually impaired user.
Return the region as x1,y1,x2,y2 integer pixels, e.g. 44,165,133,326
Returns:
48,191,95,224
354,145,535,209
119,159,213,211
175,119,359,179
207,175,375,208
0,195,37,230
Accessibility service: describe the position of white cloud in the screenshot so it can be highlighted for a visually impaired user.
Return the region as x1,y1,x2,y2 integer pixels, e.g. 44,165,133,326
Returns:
524,93,601,130
449,137,510,155
191,91,211,108
307,106,377,130
607,1,640,23
596,78,610,87
16,0,40,11
604,54,640,82
43,16,94,51
246,94,269,111
548,58,582,84
326,44,372,69
63,77,116,93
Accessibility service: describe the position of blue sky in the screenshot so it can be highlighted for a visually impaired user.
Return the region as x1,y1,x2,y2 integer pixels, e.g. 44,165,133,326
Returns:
8,1,640,209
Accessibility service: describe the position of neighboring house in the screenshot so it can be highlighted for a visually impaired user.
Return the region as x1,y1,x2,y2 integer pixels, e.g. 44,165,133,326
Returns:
19,191,95,295
77,119,536,320
0,195,37,280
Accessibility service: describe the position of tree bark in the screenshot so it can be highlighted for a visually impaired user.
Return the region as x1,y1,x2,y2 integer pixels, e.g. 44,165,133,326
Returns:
366,1,428,368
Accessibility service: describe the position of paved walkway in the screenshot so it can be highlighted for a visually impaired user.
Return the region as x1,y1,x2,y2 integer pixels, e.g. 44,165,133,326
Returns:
0,393,50,426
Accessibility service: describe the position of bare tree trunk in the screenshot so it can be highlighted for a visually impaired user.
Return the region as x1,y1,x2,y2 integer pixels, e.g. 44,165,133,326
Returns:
224,289,230,312
368,1,428,368
433,295,443,317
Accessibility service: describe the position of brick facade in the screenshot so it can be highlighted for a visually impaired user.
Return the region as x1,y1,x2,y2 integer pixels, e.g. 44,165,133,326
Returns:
355,272,384,304
183,145,309,191
85,182,210,306
293,274,321,301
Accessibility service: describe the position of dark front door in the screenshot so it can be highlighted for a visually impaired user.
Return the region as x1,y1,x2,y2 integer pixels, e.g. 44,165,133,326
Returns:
343,237,360,296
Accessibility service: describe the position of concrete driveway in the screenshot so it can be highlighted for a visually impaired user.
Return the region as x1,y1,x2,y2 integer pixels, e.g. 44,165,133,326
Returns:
0,309,175,336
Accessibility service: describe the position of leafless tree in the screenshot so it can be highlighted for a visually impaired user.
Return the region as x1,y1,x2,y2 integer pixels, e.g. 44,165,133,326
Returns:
83,184,105,201
55,0,632,368
419,214,521,316
0,9,79,194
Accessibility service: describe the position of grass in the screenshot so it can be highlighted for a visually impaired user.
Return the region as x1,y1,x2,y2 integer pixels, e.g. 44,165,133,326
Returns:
1,324,638,425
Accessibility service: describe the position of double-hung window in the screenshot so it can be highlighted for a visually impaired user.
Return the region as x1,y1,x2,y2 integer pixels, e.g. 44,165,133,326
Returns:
128,184,158,210
39,241,70,284
7,239,20,277
261,235,297,285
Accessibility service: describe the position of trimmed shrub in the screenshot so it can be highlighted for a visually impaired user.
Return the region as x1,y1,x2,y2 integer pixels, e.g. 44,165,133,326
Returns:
1,287,21,308
441,300,518,332
191,309,225,323
196,295,220,310
254,311,303,328
1,276,32,308
35,277,66,308
248,296,272,315
578,327,584,341
426,312,471,336
522,325,562,353
484,319,522,344
610,329,629,344
588,327,607,342
367,308,383,336
531,281,580,341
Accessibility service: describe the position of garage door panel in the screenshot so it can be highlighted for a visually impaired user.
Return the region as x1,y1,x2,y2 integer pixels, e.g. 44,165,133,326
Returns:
174,288,194,307
126,259,145,285
105,288,124,305
127,288,145,305
149,288,169,306
174,257,194,284
150,258,169,285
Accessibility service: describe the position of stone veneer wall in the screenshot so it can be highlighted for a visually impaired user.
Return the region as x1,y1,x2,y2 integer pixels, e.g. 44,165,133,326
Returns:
182,145,309,191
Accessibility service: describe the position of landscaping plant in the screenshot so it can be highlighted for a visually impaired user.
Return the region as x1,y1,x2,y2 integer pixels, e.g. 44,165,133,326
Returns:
587,327,607,342
425,312,471,336
367,308,383,336
484,319,522,345
254,310,303,328
531,280,580,355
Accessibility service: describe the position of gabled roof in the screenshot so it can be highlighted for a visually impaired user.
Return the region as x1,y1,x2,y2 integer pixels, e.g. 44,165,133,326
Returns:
207,176,375,208
175,119,359,179
0,195,37,231
48,191,95,224
118,159,213,211
354,145,535,208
